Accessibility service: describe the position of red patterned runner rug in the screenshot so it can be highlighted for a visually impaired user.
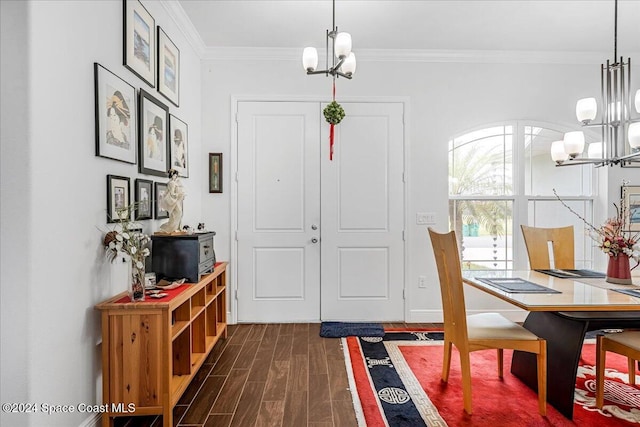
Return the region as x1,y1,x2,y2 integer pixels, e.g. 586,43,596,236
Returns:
343,330,640,426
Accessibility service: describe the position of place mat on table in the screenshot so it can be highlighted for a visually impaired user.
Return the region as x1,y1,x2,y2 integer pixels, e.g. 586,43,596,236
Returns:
613,288,640,298
535,269,606,279
476,277,561,294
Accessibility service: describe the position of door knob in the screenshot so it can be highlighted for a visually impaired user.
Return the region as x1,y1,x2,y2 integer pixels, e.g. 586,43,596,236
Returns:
311,237,319,243
311,224,318,230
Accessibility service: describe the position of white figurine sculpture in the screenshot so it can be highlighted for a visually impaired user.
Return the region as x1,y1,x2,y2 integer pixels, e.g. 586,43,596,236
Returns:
159,169,185,233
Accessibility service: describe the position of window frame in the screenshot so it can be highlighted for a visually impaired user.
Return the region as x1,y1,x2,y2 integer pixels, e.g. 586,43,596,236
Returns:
449,120,596,270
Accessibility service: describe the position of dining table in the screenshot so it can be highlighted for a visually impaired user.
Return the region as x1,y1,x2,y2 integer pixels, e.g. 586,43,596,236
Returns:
462,269,640,419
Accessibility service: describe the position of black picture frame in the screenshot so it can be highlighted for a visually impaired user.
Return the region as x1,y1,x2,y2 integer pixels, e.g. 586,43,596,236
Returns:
157,26,180,107
154,181,169,219
134,178,153,220
169,114,188,177
139,89,169,177
123,0,156,87
107,175,131,223
94,63,137,164
209,153,222,193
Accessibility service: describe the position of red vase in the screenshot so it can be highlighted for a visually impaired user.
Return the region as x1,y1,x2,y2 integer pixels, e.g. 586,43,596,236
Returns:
606,255,632,285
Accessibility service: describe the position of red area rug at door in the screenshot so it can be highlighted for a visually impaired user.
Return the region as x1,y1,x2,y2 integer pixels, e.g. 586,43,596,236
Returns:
344,331,640,427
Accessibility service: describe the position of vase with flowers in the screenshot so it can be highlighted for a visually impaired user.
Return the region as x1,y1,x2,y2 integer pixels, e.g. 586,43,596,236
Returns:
554,186,639,284
103,204,151,301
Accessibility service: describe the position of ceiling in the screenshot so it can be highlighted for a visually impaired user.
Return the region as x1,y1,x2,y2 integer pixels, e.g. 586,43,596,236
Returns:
178,0,640,55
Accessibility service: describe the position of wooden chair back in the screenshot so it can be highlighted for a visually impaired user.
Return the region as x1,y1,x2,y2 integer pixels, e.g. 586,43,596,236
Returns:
521,225,575,270
428,228,469,347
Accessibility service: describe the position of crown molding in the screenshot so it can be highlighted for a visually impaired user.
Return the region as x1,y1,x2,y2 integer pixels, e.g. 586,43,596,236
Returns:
202,46,640,65
159,1,206,58
158,3,639,66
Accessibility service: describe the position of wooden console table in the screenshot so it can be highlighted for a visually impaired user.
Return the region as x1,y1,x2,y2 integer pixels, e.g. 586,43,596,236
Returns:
95,262,228,427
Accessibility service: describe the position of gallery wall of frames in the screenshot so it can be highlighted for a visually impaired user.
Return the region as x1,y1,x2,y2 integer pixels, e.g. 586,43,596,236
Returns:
96,0,189,224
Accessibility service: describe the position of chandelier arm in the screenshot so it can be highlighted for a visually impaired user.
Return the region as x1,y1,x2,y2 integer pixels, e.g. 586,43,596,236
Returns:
335,71,353,80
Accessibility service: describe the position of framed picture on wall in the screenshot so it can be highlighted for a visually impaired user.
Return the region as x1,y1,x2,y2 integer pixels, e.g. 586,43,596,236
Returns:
139,89,169,177
124,0,156,87
107,175,131,223
623,185,640,231
157,26,180,107
209,153,222,193
134,178,153,220
94,63,137,164
154,181,169,219
169,115,188,177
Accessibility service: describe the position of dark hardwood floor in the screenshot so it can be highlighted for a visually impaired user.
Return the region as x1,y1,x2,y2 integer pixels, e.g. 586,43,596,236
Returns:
116,322,441,427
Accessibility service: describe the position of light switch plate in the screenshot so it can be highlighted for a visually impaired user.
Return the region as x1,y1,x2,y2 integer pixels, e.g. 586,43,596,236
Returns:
416,212,436,225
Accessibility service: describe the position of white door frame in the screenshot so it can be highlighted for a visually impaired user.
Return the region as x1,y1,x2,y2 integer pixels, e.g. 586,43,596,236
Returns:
229,95,411,324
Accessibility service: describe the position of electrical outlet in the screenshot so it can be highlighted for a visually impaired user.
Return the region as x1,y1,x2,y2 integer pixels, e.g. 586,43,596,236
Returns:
416,212,436,225
418,275,427,288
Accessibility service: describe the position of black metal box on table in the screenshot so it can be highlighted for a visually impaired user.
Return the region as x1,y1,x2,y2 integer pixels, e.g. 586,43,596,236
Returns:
151,232,216,283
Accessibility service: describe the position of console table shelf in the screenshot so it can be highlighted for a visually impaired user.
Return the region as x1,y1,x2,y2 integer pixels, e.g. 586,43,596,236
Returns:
95,262,228,427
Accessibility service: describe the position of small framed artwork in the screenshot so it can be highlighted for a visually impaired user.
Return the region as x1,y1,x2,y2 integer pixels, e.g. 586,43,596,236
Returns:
209,153,223,193
124,0,156,87
623,185,640,231
139,89,169,177
157,26,180,107
154,181,169,219
169,115,188,177
94,63,136,164
107,175,131,223
134,178,153,220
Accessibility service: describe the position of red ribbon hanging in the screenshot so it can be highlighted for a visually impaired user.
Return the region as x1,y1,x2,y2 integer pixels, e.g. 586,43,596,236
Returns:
330,80,336,161
329,124,335,160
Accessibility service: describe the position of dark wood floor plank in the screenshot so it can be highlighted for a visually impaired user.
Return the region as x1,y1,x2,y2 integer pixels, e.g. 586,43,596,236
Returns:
248,344,276,383
180,375,226,424
172,405,188,427
279,323,295,335
308,374,332,423
210,369,250,414
292,324,310,356
245,323,268,341
227,323,252,345
308,342,328,375
255,400,285,427
262,360,290,401
228,381,266,427
327,356,351,402
323,337,343,361
178,363,214,405
210,344,243,376
204,414,233,427
282,389,308,427
234,339,260,369
288,353,309,392
331,399,358,427
273,334,293,362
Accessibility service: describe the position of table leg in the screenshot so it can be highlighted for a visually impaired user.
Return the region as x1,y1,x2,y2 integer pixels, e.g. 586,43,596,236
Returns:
512,311,640,419
511,311,587,419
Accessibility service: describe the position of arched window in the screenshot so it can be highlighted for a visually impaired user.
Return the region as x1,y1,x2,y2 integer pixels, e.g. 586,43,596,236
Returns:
449,122,595,270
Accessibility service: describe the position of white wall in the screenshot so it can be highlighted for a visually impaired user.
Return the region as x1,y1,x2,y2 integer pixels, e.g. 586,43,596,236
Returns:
1,2,31,427
2,2,638,426
200,53,635,322
0,1,202,426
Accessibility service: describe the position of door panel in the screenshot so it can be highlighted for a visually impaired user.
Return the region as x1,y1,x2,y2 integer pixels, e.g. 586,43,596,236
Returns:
320,102,405,321
236,101,405,322
237,102,320,322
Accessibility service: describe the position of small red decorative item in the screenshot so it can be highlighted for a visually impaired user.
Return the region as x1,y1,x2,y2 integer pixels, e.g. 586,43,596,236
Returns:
606,254,634,284
330,81,336,160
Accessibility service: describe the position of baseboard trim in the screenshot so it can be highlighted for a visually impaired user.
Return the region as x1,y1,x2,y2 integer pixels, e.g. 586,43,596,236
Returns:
78,413,101,427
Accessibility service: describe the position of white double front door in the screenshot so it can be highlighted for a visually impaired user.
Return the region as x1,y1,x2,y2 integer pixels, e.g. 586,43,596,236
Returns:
236,100,405,322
